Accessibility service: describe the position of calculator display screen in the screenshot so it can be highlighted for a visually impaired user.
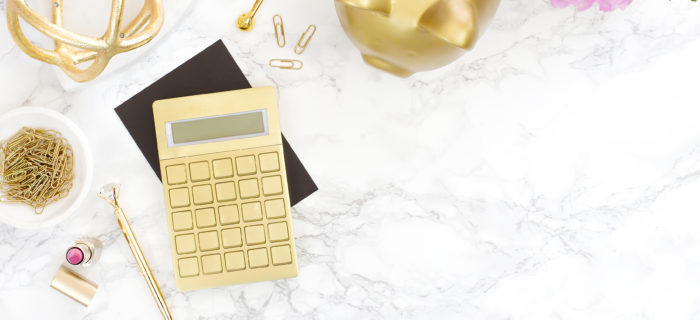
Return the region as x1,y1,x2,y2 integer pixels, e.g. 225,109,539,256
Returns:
168,110,268,146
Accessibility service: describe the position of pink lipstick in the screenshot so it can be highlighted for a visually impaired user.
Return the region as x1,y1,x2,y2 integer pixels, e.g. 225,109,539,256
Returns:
65,240,99,267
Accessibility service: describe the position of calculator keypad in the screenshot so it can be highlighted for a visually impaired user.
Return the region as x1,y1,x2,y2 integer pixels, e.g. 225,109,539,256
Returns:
195,208,216,228
166,165,187,185
189,161,210,182
265,199,286,219
241,202,263,222
215,182,237,202
224,251,246,271
259,153,280,173
201,254,223,274
235,156,257,176
238,179,260,199
175,234,196,254
172,211,193,231
169,188,190,208
192,185,213,205
212,158,234,179
161,147,296,291
178,257,199,277
261,176,283,196
219,205,239,225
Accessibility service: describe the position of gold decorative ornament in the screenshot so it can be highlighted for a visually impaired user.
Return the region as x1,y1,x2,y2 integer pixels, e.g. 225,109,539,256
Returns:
237,0,264,31
334,0,500,77
5,0,164,82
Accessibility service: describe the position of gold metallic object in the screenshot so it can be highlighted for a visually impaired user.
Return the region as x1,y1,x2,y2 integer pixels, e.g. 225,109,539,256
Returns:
334,0,500,77
273,15,286,47
153,87,299,291
237,0,264,31
0,127,74,214
294,24,316,55
98,183,173,320
269,59,304,70
50,265,98,307
5,0,164,82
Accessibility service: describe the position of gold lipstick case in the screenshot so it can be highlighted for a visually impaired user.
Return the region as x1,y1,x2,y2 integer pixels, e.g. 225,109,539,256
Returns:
50,266,98,306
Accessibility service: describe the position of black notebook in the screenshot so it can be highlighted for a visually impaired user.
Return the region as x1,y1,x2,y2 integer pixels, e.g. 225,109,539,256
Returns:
114,40,317,206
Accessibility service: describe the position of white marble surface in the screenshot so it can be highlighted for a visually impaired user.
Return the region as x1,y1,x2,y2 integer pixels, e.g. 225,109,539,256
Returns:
2,0,700,319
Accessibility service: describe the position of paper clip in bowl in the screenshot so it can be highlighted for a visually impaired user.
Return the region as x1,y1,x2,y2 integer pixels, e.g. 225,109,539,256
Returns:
269,59,303,70
273,15,285,47
294,24,317,55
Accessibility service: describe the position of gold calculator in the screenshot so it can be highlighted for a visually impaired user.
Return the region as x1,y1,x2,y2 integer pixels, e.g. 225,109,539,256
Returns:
153,87,298,291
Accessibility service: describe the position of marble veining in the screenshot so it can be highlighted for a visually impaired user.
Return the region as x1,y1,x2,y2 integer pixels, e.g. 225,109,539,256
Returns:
1,0,700,319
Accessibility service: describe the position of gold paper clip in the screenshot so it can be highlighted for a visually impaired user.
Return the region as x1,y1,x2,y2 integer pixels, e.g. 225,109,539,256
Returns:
294,24,317,55
269,59,303,70
273,14,285,47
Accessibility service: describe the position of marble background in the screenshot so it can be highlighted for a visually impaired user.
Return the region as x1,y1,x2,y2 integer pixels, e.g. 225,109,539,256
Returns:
2,0,700,319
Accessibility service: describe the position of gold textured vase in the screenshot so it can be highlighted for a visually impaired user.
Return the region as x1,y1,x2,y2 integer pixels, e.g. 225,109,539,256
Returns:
334,0,500,77
6,0,164,83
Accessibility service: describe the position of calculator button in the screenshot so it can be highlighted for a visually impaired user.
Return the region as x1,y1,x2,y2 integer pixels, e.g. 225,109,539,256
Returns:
198,231,220,251
212,158,234,179
172,211,193,231
261,175,283,196
175,234,196,254
169,188,190,208
271,245,292,266
248,248,269,268
195,208,216,228
221,228,242,248
244,225,266,245
215,182,237,202
192,185,214,205
201,254,223,274
264,199,286,219
178,257,199,277
219,205,239,225
224,251,246,271
166,165,187,185
235,155,257,176
268,222,289,242
238,179,260,199
189,161,211,182
241,202,263,222
259,152,280,173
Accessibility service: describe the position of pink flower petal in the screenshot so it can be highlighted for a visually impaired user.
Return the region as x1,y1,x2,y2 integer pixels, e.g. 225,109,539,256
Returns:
551,0,633,11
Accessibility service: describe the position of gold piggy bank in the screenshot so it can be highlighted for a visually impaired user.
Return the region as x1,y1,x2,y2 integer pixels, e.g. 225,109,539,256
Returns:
334,0,500,77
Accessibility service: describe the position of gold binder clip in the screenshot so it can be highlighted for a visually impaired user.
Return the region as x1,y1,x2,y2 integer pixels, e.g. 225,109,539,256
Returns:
294,24,317,55
273,15,286,47
269,59,303,70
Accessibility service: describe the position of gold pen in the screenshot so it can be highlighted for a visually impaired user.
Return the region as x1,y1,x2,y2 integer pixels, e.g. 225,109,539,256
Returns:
99,183,173,320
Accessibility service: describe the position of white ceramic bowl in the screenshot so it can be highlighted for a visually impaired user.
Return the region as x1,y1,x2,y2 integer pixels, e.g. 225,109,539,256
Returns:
0,107,93,229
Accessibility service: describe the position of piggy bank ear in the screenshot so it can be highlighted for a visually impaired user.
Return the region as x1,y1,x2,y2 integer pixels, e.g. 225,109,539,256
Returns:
335,0,391,14
419,0,478,49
